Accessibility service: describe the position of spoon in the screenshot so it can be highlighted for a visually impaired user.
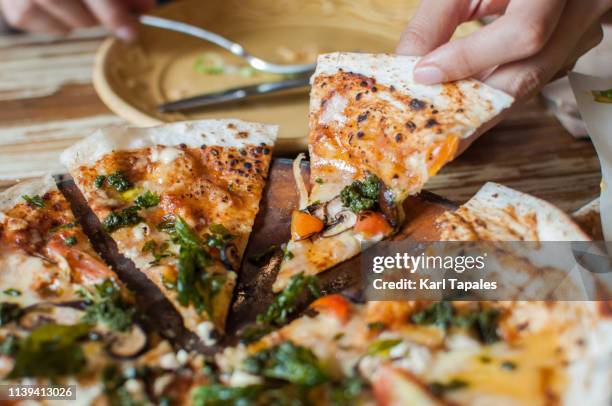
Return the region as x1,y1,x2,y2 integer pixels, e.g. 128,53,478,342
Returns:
139,15,316,75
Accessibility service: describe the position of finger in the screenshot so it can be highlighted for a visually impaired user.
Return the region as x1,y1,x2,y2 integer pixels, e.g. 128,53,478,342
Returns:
83,0,137,41
1,1,69,34
396,0,470,56
414,0,567,84
559,22,604,77
35,0,96,28
396,0,510,56
485,0,603,101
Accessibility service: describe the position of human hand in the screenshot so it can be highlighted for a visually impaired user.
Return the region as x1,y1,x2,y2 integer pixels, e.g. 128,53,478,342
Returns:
397,0,611,152
1,0,155,40
397,0,611,99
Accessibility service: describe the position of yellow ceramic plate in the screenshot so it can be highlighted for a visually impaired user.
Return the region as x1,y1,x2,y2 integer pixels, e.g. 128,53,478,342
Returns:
94,0,480,153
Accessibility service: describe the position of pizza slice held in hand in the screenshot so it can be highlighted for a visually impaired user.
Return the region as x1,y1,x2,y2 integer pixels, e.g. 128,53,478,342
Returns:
61,119,277,342
274,52,514,291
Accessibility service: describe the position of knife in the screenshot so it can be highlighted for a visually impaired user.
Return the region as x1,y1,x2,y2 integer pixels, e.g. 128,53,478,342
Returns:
157,75,311,113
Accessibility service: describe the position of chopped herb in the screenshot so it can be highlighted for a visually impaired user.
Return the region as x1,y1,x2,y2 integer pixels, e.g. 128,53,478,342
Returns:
134,191,160,208
157,218,176,232
64,236,77,246
243,341,328,386
411,301,454,327
501,361,517,371
315,178,324,184
411,301,501,344
429,379,469,396
471,308,501,344
106,171,132,192
592,88,612,103
142,240,172,265
3,288,21,297
333,332,345,341
367,321,387,330
81,279,134,332
21,194,45,208
339,174,381,213
283,246,294,260
94,175,106,188
204,223,234,250
366,338,402,356
0,302,22,326
52,221,76,232
193,343,364,405
170,217,227,316
192,384,264,405
103,206,143,232
257,273,320,326
8,323,90,379
248,244,278,266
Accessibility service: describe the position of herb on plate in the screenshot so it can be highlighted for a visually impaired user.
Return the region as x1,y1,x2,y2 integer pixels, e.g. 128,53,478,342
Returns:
339,174,381,213
94,175,106,188
64,236,77,246
165,217,232,316
134,191,160,209
21,194,45,208
142,240,172,265
3,288,21,297
106,171,133,192
81,279,134,332
411,301,501,344
103,206,143,232
243,341,328,386
240,273,320,343
8,323,90,379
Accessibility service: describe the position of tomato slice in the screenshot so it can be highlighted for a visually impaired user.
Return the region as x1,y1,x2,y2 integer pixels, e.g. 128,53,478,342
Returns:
310,294,351,323
290,210,324,241
354,211,393,237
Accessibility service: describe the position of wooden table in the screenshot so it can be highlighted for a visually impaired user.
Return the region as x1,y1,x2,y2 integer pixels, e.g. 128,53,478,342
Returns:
0,29,602,212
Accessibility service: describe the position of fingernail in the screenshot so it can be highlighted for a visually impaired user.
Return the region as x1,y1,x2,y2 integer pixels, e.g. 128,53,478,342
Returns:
414,65,446,85
115,26,136,42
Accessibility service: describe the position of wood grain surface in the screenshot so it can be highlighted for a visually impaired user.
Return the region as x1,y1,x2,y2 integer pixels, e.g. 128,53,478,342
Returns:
0,29,602,212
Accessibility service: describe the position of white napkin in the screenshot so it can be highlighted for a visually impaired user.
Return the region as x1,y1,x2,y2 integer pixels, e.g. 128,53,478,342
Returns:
569,73,612,241
542,25,612,138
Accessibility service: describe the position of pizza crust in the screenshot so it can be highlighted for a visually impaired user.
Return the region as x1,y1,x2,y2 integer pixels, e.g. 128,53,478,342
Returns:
464,182,591,241
60,119,278,169
313,52,514,140
0,175,56,212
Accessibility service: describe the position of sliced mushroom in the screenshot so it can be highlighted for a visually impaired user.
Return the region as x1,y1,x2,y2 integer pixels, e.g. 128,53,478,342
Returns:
220,243,241,270
306,201,327,222
325,196,345,220
106,324,148,359
321,210,358,237
18,304,84,330
378,183,399,228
